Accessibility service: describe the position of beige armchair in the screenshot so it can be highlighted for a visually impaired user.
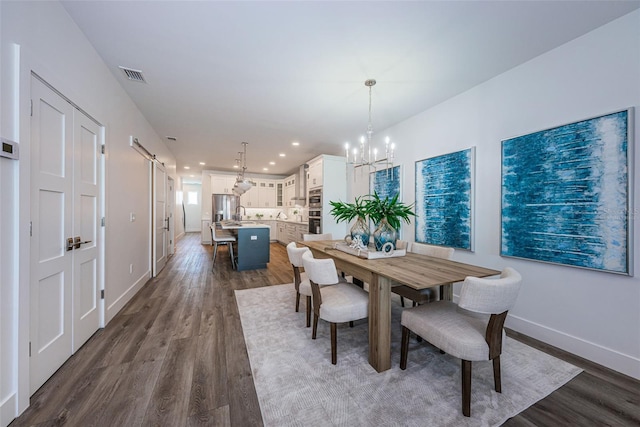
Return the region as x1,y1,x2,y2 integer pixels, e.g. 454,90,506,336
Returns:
302,250,368,365
392,242,455,306
400,267,522,417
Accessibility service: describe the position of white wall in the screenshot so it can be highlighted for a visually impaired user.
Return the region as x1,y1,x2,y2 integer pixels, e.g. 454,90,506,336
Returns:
353,11,640,379
0,1,177,423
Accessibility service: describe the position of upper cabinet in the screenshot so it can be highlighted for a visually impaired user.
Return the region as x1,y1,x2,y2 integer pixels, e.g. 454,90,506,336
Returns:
283,174,297,207
211,174,237,194
307,159,322,189
240,179,277,208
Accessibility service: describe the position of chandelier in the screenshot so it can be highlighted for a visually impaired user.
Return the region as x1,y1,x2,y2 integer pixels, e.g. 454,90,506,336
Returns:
345,79,396,170
232,142,254,195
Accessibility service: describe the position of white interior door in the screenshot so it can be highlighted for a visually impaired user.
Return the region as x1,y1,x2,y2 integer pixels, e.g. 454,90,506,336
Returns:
153,162,167,275
72,112,101,352
30,78,74,393
167,176,175,255
30,76,103,393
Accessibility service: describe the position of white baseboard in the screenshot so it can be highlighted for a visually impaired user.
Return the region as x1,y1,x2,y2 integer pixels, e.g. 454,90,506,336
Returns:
506,314,640,380
105,270,151,324
1,393,16,427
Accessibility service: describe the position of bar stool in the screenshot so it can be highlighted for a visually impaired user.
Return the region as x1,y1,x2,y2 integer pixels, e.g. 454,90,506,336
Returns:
211,225,236,270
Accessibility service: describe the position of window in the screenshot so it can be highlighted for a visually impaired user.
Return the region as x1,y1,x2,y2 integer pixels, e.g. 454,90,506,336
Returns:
176,191,183,205
187,191,198,205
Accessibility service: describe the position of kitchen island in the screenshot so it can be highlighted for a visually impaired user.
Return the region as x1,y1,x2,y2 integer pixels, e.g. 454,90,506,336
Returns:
218,221,271,271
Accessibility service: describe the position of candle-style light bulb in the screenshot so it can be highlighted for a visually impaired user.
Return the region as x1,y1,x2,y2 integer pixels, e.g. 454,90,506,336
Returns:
344,142,350,159
373,148,378,161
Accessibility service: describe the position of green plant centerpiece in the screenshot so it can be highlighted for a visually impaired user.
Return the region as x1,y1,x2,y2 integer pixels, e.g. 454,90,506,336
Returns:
255,213,264,220
329,195,371,247
366,192,416,251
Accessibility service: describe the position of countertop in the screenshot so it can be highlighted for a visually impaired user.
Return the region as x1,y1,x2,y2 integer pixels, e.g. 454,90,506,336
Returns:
218,220,271,230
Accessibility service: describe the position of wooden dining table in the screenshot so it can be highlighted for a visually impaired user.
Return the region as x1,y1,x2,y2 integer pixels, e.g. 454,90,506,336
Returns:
298,240,501,373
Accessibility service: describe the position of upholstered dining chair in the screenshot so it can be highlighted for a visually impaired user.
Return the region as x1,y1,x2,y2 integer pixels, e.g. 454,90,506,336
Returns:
392,242,455,306
210,226,236,270
302,250,369,365
303,233,333,241
286,242,311,325
399,267,522,417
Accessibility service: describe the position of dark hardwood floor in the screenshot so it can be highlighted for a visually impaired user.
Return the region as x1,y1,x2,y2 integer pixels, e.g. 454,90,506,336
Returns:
10,233,639,426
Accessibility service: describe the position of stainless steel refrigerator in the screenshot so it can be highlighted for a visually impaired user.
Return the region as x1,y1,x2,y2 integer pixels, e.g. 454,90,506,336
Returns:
212,193,240,223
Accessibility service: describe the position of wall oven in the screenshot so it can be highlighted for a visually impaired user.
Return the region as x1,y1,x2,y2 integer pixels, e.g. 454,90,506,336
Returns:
308,188,322,208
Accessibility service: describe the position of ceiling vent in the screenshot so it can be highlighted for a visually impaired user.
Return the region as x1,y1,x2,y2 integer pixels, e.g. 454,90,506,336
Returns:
166,136,177,141
119,66,147,83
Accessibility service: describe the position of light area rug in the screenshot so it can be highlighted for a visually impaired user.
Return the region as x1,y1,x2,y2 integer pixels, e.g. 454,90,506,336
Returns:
235,284,581,427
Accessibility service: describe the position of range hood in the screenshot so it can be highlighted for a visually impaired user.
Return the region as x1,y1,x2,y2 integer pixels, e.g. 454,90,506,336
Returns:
291,164,308,203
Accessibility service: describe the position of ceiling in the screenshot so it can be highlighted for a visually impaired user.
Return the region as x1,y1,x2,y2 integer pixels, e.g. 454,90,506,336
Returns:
60,1,639,180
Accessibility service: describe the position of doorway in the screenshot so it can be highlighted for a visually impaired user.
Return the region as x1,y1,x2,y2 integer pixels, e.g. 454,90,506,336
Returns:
29,75,104,393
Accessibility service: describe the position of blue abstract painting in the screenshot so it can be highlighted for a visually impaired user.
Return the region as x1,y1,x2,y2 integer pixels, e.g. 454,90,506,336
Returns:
415,148,474,250
370,165,401,201
501,109,631,274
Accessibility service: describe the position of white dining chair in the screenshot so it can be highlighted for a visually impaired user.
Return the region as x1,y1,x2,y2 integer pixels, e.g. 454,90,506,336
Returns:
392,242,455,306
210,226,236,270
286,242,311,325
400,267,522,417
302,250,368,364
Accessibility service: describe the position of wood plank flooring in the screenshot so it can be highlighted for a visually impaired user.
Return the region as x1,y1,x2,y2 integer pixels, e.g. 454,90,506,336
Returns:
10,233,639,426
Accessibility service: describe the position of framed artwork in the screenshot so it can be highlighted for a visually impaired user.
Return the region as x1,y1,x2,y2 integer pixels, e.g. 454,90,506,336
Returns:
369,165,401,201
415,148,474,250
501,109,633,275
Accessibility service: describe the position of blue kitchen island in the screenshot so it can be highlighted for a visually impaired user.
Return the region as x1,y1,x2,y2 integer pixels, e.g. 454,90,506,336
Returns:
219,221,271,271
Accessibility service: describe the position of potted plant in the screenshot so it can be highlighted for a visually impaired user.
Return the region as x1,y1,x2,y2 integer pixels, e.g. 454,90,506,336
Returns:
255,213,264,220
366,192,416,251
329,195,371,246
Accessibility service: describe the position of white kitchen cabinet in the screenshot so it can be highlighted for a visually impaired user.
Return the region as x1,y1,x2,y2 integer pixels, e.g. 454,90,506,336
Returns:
211,174,237,194
295,223,309,242
276,221,285,243
283,174,296,207
307,158,322,189
305,154,347,240
240,181,259,207
258,180,277,207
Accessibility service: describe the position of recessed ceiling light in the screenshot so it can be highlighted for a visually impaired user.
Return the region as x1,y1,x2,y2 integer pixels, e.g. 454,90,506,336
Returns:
190,175,194,177
263,168,269,171
184,166,190,169
233,165,239,169
279,153,286,157
199,162,205,165
292,141,300,146
269,161,275,165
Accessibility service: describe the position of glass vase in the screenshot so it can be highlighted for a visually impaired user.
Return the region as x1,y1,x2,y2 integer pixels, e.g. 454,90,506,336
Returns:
350,216,370,247
373,218,398,252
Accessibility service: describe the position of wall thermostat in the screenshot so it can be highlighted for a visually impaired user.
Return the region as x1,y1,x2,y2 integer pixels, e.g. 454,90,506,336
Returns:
0,137,19,160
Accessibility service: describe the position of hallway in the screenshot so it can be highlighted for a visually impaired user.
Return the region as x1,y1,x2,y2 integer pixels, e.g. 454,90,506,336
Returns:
12,233,289,426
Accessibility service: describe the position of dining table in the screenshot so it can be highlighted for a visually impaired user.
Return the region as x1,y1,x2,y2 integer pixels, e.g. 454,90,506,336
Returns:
298,240,501,373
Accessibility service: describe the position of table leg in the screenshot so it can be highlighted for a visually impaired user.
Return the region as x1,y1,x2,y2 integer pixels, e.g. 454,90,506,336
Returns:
368,274,392,372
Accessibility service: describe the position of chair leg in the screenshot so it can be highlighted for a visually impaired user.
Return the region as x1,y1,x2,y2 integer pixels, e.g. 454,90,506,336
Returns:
349,321,354,327
400,296,406,307
493,356,502,393
306,296,312,327
312,314,318,339
400,326,410,370
228,242,236,269
462,360,472,417
295,292,300,312
212,242,218,270
330,323,337,365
